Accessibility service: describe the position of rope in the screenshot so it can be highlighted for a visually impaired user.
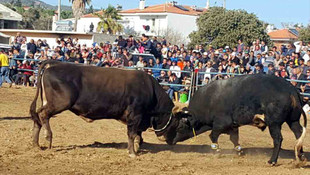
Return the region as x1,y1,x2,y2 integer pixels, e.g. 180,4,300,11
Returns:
154,113,173,132
189,128,197,143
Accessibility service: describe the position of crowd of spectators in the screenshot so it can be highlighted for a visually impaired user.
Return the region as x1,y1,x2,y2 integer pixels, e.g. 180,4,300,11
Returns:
1,32,310,101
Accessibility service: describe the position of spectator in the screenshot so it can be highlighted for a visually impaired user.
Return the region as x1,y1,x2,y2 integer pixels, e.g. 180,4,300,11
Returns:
21,60,33,86
169,61,181,78
237,39,244,53
266,64,275,75
117,36,127,49
27,39,37,55
153,58,162,78
136,56,144,68
166,73,181,100
302,48,309,62
277,62,289,78
0,49,12,87
204,61,215,81
294,67,307,88
121,49,131,67
254,63,264,74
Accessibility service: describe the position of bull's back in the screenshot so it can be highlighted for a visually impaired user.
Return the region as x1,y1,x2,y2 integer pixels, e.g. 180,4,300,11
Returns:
43,63,159,119
189,74,300,121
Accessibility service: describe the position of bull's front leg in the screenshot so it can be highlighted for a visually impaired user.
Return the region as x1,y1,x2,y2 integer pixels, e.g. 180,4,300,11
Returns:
127,114,142,158
268,124,283,166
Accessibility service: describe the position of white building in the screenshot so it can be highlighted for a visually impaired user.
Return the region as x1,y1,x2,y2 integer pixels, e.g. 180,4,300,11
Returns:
68,1,206,43
0,4,22,29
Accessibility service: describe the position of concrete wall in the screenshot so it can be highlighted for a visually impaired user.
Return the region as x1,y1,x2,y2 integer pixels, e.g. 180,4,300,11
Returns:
0,31,94,49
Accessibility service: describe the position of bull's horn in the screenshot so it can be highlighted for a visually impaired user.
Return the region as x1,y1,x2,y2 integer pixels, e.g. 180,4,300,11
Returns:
172,102,188,115
157,135,166,142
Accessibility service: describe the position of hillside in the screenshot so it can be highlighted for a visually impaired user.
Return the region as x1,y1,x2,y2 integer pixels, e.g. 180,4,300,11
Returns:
0,0,72,11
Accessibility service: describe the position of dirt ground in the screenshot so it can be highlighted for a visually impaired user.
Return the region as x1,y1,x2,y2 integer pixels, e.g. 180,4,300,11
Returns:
0,84,310,175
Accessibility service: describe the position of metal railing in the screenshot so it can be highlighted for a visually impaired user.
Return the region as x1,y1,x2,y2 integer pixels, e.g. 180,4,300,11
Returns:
11,58,310,99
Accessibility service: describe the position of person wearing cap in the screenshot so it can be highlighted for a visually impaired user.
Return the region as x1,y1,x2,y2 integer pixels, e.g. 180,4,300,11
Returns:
0,49,12,88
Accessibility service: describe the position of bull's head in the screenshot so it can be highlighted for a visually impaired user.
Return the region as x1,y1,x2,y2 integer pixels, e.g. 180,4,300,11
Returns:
154,103,193,145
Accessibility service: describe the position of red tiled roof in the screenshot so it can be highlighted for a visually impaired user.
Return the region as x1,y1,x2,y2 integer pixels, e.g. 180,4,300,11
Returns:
268,29,298,40
82,4,206,18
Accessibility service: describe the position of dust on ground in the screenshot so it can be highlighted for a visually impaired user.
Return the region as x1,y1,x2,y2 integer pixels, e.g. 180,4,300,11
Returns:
0,85,310,175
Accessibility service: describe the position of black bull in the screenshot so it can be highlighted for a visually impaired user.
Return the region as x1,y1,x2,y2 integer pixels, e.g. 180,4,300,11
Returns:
171,74,307,165
30,60,183,157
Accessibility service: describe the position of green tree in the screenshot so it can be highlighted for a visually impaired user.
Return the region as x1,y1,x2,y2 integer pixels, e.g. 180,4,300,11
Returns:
189,7,271,49
69,0,91,32
61,11,73,19
96,5,123,34
88,5,94,14
298,25,310,43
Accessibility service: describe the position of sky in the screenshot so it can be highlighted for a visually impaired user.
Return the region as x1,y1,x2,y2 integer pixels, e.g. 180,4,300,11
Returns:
43,0,310,28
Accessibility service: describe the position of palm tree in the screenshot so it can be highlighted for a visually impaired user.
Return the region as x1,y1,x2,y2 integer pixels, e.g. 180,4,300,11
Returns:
96,5,123,34
69,0,91,32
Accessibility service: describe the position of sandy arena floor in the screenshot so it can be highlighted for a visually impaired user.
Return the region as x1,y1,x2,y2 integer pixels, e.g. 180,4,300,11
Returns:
0,84,310,174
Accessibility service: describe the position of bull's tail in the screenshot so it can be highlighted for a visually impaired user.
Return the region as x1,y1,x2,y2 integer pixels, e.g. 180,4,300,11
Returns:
294,105,307,162
30,60,56,126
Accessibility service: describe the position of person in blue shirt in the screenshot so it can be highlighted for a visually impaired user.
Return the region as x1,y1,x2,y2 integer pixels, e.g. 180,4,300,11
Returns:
152,58,162,78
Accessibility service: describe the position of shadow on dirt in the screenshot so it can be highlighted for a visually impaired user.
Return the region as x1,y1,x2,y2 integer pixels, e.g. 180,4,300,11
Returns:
55,141,310,161
0,116,31,121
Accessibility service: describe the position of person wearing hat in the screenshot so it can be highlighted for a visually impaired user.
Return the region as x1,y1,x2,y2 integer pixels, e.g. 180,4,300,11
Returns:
0,49,12,88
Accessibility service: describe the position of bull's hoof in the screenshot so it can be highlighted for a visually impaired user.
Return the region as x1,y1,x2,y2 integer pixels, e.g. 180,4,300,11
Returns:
299,154,307,162
134,136,141,153
234,146,243,156
129,153,137,158
237,150,244,156
268,160,277,167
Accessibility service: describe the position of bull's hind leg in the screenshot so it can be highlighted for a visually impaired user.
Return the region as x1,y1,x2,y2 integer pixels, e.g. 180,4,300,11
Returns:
38,106,53,149
287,121,306,162
32,121,42,148
268,124,283,166
229,128,243,155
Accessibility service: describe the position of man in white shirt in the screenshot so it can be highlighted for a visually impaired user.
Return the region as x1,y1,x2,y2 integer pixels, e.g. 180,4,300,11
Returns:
204,61,215,81
303,49,310,63
136,56,144,68
169,61,181,78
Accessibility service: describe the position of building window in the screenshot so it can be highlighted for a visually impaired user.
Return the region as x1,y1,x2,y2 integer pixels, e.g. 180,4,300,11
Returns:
152,18,155,27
